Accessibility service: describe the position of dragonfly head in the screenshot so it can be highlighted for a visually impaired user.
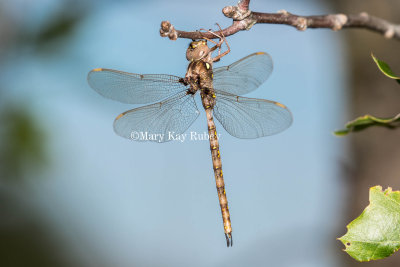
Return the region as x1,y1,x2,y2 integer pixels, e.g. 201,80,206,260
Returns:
186,40,210,61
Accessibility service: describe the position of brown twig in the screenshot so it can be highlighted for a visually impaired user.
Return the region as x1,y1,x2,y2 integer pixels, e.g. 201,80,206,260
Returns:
160,0,400,41
237,0,250,13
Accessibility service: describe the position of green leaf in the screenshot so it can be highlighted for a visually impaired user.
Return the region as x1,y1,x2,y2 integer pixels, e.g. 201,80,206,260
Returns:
371,53,400,84
334,113,400,136
339,186,400,262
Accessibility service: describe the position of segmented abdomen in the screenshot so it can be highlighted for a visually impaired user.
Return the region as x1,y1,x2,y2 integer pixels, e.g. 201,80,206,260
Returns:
204,108,232,247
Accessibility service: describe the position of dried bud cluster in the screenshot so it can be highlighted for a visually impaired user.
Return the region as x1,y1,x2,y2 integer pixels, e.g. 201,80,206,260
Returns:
160,21,178,40
222,5,251,20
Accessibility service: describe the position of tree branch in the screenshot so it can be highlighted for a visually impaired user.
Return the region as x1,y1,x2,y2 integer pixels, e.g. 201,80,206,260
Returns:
237,0,250,12
160,1,400,41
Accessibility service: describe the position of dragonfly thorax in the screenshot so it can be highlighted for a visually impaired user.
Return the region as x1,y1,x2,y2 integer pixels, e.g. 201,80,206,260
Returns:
186,40,211,61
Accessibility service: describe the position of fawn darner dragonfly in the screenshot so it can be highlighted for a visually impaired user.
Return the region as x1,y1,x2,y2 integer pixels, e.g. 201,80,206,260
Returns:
87,36,292,247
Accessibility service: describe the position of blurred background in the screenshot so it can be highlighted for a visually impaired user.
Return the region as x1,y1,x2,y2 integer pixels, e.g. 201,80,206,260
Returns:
0,0,398,266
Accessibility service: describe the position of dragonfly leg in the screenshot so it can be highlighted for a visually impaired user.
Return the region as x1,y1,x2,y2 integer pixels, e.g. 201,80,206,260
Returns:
198,29,219,46
198,29,221,53
211,23,230,62
198,24,230,62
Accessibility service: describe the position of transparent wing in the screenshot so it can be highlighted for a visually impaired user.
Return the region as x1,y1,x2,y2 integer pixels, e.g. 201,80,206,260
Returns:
87,68,187,104
212,52,273,95
213,90,292,139
113,91,199,142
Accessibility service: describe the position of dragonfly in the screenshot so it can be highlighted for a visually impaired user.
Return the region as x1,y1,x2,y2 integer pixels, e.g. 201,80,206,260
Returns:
87,34,292,247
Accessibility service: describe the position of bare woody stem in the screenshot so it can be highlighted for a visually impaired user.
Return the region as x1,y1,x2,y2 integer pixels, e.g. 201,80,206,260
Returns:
237,0,250,11
160,0,400,41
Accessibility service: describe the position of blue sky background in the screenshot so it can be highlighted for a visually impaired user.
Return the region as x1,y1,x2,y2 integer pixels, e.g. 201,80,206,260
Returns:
1,0,350,266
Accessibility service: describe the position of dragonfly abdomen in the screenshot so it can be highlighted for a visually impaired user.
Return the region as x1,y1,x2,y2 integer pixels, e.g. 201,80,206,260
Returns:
205,108,233,247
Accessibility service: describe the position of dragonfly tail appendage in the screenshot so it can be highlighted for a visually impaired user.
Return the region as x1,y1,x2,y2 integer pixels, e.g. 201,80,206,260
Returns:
225,233,233,247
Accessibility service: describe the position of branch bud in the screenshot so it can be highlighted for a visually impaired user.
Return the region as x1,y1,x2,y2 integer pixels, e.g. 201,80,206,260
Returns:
160,21,177,40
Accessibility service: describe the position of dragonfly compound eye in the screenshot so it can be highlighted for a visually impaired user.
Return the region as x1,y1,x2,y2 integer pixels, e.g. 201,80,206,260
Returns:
186,40,210,61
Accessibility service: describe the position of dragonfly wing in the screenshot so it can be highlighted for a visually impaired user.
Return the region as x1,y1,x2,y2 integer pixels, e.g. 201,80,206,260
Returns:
88,68,187,104
212,52,273,95
114,91,199,142
213,90,292,139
